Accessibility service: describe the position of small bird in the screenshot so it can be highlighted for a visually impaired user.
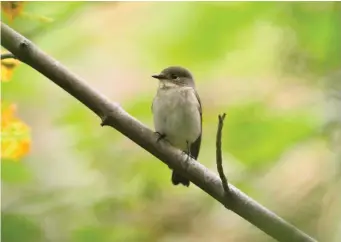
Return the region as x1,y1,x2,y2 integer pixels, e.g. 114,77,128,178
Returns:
151,66,202,187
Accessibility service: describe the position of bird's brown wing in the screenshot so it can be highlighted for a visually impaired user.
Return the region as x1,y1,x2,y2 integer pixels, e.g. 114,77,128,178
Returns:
190,90,202,160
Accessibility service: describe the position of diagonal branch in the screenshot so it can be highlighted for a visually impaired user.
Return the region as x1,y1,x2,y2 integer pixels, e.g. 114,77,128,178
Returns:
1,22,317,242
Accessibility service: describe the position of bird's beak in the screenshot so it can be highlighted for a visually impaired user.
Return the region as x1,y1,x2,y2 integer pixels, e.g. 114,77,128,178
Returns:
152,74,167,80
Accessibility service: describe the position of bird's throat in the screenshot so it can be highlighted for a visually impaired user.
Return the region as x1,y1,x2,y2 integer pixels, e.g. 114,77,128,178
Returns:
159,80,179,89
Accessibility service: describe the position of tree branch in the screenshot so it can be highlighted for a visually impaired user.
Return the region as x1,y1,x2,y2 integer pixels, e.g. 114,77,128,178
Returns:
1,52,17,60
216,113,230,196
1,22,317,242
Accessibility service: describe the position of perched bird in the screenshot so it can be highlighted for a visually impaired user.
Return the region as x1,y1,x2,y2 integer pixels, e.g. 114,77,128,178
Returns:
151,66,202,187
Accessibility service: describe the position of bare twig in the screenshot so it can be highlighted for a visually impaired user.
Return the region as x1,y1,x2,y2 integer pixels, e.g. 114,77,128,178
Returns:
1,22,318,242
216,113,230,195
1,53,17,60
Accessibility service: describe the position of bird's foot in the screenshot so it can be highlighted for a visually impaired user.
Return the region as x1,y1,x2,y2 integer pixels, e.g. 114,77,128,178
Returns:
155,132,166,143
182,151,194,161
182,141,193,161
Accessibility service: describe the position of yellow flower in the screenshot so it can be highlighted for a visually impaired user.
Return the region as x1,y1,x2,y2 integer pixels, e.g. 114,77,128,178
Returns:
1,52,19,82
1,103,31,161
1,2,25,21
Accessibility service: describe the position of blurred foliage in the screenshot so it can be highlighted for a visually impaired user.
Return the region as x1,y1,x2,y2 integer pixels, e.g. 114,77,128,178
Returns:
1,159,32,183
274,2,341,76
223,102,317,167
1,1,25,21
1,103,31,160
141,2,340,77
1,2,340,242
2,213,44,242
1,51,20,81
1,1,88,39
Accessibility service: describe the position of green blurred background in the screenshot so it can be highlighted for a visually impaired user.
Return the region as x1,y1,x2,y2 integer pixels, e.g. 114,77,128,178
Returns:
1,2,341,242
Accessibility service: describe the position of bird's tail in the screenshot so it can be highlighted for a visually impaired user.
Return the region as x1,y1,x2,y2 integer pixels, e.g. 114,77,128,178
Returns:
171,171,190,187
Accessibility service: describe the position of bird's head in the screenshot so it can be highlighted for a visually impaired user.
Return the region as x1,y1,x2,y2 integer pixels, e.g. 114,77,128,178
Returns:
152,66,195,88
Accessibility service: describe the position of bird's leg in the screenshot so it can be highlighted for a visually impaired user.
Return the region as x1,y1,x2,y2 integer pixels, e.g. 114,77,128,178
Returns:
155,132,166,143
182,141,192,161
155,132,172,170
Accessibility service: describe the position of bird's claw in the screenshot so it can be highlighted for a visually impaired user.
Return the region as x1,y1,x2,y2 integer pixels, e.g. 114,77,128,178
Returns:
155,132,166,143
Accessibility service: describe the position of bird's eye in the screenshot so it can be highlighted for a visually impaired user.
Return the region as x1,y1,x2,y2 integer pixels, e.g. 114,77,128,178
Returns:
170,74,177,79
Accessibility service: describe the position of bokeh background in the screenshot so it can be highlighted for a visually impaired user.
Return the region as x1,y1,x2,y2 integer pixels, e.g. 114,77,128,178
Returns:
1,2,341,242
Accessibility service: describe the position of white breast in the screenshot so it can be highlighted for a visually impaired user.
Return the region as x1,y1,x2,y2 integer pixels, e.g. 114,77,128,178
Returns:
152,86,201,151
